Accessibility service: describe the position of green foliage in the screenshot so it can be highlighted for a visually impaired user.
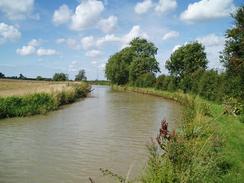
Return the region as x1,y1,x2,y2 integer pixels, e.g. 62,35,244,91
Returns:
105,47,133,85
198,70,223,101
0,93,57,118
53,73,68,81
0,83,90,119
134,72,156,88
220,6,244,101
75,69,87,81
105,37,160,85
0,72,5,78
166,42,207,79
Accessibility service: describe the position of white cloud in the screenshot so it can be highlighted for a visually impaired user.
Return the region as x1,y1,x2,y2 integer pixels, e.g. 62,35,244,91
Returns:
17,39,58,57
81,36,95,50
0,22,21,44
69,60,81,72
197,33,225,47
0,0,34,20
172,44,181,52
155,0,177,14
36,48,58,56
16,45,36,56
197,34,225,68
28,39,42,47
121,25,148,48
180,0,235,22
70,0,104,31
96,34,120,47
86,49,102,58
52,4,72,25
162,31,179,40
135,0,153,14
98,16,118,33
56,38,80,50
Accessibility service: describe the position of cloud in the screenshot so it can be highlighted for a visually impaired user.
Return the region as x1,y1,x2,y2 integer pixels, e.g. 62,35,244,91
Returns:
155,0,177,14
52,4,72,25
180,0,235,22
171,44,181,53
36,48,58,56
28,39,42,47
16,45,36,56
86,49,102,58
56,38,80,50
17,39,58,56
197,33,225,68
162,31,179,40
68,60,82,72
81,36,95,50
0,23,21,44
197,33,225,47
135,0,153,14
0,0,35,20
121,25,148,48
96,34,120,47
70,0,104,31
98,16,118,33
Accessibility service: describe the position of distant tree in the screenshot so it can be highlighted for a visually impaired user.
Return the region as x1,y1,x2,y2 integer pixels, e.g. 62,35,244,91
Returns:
105,37,160,85
53,73,68,81
0,72,5,78
129,38,160,82
166,42,208,79
36,76,43,80
134,72,156,88
75,69,87,81
105,47,134,85
165,42,208,91
220,6,244,101
19,73,26,80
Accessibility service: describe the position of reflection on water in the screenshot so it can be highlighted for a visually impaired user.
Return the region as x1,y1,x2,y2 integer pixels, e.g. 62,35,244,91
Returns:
0,86,181,183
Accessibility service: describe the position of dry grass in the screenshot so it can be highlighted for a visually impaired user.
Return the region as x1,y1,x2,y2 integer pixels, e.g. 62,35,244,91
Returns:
0,79,81,97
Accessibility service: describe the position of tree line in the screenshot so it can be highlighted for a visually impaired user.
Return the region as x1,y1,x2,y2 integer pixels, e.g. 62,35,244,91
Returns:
0,69,87,82
105,6,244,104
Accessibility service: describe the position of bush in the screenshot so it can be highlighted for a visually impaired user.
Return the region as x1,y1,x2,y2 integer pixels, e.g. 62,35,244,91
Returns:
134,73,156,88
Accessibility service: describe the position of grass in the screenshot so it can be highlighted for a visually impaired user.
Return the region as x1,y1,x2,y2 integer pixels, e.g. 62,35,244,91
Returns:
0,79,91,119
112,85,244,182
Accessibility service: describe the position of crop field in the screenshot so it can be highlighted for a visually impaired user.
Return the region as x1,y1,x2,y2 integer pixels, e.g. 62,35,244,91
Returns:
0,79,81,97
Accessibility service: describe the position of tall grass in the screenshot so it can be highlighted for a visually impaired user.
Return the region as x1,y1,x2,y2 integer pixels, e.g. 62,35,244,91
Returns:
112,85,243,182
0,82,90,119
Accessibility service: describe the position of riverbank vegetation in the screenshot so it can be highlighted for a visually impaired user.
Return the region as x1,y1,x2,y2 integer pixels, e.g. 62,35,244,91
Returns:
0,79,90,119
103,6,244,183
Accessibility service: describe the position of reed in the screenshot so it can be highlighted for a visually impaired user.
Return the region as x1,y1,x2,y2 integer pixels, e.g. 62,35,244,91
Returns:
0,80,90,119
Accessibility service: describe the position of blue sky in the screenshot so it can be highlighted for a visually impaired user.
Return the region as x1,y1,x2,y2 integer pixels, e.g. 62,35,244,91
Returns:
0,0,243,80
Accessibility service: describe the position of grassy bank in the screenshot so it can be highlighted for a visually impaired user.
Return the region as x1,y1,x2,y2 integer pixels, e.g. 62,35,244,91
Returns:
112,85,244,182
0,80,90,119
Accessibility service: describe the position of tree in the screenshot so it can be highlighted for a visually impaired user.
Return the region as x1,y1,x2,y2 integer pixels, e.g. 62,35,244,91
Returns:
105,47,133,85
19,73,26,80
53,73,68,81
129,38,160,82
0,72,5,78
166,42,208,79
165,42,208,91
105,37,160,85
75,69,87,81
134,72,156,88
36,76,43,80
220,6,244,101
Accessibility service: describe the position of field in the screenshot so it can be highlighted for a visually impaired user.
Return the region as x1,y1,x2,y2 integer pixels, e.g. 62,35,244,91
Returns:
0,79,82,97
0,79,90,119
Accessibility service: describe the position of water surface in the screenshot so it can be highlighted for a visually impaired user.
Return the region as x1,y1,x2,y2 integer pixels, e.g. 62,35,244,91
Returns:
0,86,181,182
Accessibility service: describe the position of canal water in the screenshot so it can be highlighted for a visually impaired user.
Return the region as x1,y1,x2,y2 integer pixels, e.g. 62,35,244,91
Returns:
0,86,182,183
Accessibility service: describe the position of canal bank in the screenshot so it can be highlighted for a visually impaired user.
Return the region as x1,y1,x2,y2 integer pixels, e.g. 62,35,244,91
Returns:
112,85,244,182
